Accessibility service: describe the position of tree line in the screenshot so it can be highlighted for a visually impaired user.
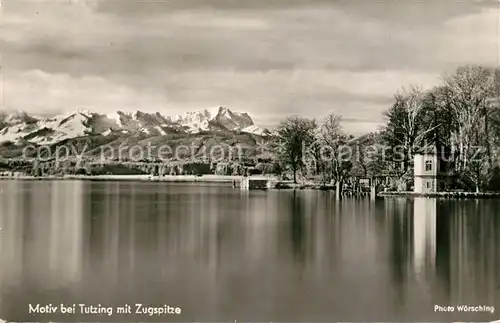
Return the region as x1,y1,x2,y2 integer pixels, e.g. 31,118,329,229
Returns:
275,65,500,192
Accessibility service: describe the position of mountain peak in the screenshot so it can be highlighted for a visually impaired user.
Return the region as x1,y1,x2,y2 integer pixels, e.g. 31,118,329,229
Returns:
3,110,37,125
76,109,93,117
217,106,228,113
173,106,254,132
0,107,269,145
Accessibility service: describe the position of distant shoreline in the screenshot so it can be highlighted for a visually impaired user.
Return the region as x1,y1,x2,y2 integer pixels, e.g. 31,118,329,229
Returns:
0,174,246,183
2,175,500,198
0,174,334,190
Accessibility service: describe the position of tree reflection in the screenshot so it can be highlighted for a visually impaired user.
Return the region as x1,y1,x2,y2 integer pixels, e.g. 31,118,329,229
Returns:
290,190,306,262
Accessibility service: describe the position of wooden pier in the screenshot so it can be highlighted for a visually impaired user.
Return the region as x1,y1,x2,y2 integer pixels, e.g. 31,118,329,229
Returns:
335,179,381,200
238,176,382,199
240,176,272,190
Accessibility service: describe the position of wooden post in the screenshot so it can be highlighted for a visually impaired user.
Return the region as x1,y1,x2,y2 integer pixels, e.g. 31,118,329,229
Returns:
370,185,376,201
336,180,342,200
370,177,376,201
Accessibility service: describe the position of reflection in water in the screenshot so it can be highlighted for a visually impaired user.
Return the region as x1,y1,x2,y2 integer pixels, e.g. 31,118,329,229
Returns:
0,181,25,289
445,200,498,306
48,181,86,287
290,190,305,262
1,181,499,322
384,198,412,309
0,181,87,289
436,198,452,301
413,198,436,272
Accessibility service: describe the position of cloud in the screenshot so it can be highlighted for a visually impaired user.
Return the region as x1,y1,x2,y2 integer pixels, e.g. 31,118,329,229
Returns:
94,0,496,16
3,3,496,76
95,0,341,14
2,70,172,115
69,0,99,10
436,8,499,66
1,0,497,134
169,12,269,30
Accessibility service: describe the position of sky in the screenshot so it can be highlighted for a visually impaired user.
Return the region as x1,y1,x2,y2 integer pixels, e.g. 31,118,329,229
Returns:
1,0,499,134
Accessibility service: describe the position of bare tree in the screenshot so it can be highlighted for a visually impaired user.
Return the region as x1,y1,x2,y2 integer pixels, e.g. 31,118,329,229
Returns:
307,132,325,180
349,132,380,178
442,65,495,175
389,87,438,153
319,113,352,185
382,86,438,190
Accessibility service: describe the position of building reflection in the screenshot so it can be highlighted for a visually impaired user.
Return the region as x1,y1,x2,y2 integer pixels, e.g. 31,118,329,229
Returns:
415,199,499,311
413,198,437,273
384,198,438,289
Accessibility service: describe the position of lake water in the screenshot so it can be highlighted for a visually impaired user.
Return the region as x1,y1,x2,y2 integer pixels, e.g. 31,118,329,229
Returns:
0,180,499,322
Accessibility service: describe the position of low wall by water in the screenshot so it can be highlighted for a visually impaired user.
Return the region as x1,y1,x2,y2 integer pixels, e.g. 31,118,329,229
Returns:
379,191,500,199
240,177,269,189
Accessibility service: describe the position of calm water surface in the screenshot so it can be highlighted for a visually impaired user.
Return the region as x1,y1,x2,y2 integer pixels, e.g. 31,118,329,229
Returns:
0,180,499,322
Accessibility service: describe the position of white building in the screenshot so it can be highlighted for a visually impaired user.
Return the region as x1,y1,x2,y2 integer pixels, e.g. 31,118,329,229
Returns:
414,152,439,193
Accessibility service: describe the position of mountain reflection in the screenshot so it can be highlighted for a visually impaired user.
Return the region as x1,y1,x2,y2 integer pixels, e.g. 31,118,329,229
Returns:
0,180,499,322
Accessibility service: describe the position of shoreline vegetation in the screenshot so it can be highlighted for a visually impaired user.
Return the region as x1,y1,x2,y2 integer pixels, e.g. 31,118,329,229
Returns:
2,65,500,199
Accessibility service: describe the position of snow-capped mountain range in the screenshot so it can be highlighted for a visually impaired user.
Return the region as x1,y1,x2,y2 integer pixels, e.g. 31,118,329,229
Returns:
0,107,271,145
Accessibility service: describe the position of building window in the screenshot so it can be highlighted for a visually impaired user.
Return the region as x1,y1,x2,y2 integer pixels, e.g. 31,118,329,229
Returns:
425,160,433,171
426,181,431,189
